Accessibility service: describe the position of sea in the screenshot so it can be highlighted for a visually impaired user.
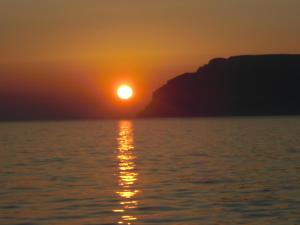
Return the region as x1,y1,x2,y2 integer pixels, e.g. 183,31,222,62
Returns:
0,117,300,225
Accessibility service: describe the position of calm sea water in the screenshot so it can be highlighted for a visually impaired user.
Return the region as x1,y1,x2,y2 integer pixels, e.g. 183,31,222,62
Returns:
0,117,300,225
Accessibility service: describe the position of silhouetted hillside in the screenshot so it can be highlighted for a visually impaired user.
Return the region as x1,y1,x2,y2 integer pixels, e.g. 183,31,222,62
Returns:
139,54,300,117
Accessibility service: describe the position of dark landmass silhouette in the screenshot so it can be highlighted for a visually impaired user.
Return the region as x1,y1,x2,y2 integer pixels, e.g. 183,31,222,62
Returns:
139,54,300,117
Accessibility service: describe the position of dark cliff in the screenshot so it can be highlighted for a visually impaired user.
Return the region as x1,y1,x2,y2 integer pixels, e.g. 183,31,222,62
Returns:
139,54,300,117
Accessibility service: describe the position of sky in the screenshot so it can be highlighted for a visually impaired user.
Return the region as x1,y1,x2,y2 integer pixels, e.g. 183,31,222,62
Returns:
0,0,300,119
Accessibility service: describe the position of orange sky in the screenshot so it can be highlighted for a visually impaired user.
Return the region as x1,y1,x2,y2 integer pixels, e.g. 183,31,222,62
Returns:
0,0,300,117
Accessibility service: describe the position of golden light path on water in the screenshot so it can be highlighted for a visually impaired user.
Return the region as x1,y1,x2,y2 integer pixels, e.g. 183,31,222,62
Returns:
113,121,139,225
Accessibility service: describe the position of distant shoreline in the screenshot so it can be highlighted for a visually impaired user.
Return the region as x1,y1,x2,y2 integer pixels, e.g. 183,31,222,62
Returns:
1,114,300,123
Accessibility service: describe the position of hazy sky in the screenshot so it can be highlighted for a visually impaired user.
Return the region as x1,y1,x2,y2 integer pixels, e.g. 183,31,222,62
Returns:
0,0,299,117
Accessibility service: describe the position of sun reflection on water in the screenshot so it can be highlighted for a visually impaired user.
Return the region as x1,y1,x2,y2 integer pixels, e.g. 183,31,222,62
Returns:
113,121,139,224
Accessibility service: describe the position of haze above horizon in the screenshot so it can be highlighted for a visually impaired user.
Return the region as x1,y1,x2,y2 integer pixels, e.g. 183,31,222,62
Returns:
0,0,299,118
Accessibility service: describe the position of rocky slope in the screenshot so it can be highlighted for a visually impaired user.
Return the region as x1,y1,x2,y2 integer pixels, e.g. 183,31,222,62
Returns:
139,54,300,117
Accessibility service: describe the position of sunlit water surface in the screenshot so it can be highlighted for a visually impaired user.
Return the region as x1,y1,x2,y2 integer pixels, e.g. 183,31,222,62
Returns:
0,117,300,225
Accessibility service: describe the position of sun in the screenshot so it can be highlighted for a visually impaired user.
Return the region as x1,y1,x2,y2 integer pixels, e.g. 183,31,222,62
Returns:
117,85,133,100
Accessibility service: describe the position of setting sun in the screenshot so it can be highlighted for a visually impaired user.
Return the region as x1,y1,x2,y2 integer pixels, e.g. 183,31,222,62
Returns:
117,85,133,100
